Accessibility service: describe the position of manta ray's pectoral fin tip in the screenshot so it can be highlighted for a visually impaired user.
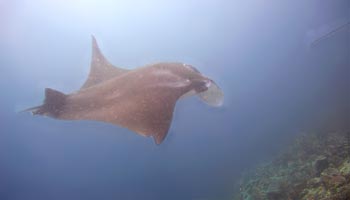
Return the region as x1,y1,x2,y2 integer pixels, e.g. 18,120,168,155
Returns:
153,135,163,145
153,130,169,145
91,35,101,57
91,35,99,51
80,36,130,90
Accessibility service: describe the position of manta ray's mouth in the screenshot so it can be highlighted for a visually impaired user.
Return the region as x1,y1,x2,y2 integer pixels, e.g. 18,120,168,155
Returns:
192,79,211,93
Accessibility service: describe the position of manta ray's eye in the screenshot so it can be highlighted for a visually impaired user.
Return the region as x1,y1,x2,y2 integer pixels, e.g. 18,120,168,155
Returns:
183,64,200,73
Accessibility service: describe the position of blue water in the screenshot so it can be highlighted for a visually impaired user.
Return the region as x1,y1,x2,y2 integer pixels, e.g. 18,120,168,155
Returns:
1,0,349,199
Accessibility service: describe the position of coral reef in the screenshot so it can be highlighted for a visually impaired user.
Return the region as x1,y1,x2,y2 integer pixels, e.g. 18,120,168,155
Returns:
233,131,350,200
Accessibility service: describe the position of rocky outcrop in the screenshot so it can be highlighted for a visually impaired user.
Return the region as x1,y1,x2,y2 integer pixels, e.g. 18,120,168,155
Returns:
233,131,350,200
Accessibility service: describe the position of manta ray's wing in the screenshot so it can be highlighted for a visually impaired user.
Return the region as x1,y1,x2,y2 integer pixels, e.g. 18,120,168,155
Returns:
61,73,194,145
80,36,129,89
110,89,178,145
87,73,196,145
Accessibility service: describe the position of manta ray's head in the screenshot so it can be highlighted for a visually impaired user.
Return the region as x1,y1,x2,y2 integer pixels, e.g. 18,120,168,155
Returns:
163,62,224,107
181,63,212,92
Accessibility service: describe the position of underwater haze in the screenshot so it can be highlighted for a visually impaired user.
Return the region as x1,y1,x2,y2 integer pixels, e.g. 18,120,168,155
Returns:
1,0,349,199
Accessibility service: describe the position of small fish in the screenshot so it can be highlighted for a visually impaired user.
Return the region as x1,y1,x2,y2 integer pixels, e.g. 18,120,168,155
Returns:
24,36,224,144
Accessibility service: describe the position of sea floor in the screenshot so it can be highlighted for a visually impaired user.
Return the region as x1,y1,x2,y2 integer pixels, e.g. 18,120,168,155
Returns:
233,130,350,200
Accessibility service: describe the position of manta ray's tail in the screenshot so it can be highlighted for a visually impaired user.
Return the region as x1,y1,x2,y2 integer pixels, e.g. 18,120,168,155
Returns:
23,88,67,117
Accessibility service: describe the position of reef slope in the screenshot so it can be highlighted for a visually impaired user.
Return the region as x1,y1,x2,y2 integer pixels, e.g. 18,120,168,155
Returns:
234,130,350,200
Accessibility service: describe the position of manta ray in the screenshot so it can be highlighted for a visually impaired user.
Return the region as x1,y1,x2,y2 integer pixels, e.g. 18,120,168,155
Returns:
26,36,224,144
